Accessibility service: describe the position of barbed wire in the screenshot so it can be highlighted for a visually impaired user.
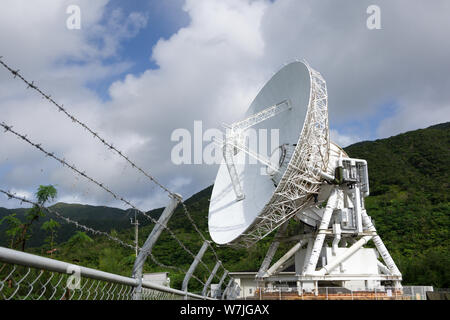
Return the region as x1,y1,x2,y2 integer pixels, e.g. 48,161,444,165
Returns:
0,57,228,279
0,189,206,287
0,121,213,275
0,57,173,197
0,189,135,251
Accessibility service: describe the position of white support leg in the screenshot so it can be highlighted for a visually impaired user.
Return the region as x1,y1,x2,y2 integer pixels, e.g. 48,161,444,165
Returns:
353,185,364,233
304,187,339,275
377,260,391,275
332,224,341,255
257,222,289,278
361,210,402,276
302,237,314,275
317,235,373,275
254,154,402,293
264,239,306,278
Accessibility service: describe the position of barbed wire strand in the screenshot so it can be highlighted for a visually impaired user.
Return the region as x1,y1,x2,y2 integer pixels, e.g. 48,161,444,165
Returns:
0,58,229,278
0,58,227,274
0,57,173,196
0,189,135,250
0,189,206,287
0,121,214,275
181,203,225,281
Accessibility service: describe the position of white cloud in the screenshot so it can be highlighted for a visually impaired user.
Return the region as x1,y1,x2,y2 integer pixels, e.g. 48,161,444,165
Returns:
377,92,450,138
1,0,449,211
330,129,360,148
0,0,152,209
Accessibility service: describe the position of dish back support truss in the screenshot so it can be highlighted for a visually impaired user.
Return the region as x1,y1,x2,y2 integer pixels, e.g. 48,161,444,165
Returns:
221,99,292,201
234,64,330,247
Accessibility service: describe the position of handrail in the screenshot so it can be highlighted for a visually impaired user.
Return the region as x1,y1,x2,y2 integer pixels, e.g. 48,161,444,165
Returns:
0,246,214,300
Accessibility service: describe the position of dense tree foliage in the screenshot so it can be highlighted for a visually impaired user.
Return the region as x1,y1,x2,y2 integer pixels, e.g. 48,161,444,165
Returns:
345,122,449,287
0,185,57,251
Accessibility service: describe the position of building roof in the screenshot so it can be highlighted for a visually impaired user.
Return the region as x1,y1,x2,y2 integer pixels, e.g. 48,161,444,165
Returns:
229,271,295,278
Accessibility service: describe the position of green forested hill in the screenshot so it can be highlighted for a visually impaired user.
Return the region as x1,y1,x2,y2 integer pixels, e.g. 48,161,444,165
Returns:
343,122,449,287
0,123,448,289
0,203,160,248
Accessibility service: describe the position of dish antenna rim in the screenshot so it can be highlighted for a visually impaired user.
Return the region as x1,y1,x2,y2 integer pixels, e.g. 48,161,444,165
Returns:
208,60,330,247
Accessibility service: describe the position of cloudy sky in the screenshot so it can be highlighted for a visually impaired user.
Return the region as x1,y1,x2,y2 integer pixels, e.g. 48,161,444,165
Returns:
0,0,449,210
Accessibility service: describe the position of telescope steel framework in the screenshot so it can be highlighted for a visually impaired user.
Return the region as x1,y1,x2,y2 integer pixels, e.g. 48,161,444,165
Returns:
208,60,402,294
235,64,329,247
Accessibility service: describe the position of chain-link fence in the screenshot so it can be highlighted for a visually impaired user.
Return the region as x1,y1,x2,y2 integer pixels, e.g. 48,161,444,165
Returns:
0,246,212,300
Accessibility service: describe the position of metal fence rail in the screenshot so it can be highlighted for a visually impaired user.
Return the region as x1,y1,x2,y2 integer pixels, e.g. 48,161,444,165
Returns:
0,57,231,297
0,247,214,300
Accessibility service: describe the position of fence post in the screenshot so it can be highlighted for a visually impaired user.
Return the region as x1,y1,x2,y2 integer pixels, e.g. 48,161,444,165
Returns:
131,194,181,300
202,261,221,297
230,282,240,300
257,222,289,278
216,270,228,299
222,279,234,300
182,240,209,298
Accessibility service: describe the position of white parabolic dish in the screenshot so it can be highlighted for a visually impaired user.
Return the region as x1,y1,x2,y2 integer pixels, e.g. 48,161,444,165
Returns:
208,61,331,247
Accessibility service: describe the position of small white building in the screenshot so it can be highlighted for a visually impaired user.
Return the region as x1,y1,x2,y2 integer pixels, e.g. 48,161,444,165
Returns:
229,272,258,299
143,272,170,287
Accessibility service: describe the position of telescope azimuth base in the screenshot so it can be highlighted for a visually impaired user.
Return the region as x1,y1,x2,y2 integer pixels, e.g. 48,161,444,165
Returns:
256,157,402,293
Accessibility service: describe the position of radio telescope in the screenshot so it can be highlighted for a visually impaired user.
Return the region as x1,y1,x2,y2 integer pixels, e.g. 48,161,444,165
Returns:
208,61,402,293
